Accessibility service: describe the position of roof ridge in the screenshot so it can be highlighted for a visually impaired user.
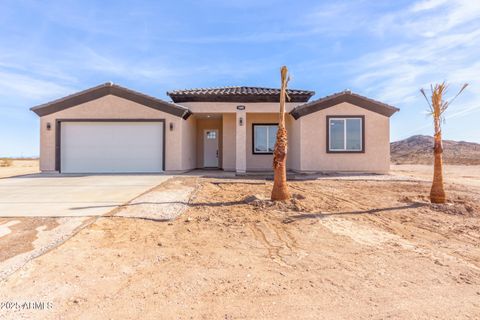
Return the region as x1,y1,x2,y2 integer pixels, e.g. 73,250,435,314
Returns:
297,90,398,111
290,90,399,119
169,85,242,91
348,91,398,111
167,86,315,103
30,82,114,111
167,86,315,94
109,83,189,111
30,82,191,119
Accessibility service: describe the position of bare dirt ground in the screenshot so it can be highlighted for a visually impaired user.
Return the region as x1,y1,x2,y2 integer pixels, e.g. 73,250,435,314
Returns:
0,159,39,179
391,164,480,189
1,167,479,319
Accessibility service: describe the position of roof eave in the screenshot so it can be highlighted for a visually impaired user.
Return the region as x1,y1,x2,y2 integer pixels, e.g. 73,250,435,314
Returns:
31,83,191,119
166,87,315,104
290,92,399,120
167,93,315,104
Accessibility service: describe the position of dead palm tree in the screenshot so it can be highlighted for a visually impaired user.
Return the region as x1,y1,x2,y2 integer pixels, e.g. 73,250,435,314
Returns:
420,82,468,204
271,66,291,201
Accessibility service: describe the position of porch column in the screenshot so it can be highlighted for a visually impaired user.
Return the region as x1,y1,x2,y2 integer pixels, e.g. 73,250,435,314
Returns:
235,109,247,174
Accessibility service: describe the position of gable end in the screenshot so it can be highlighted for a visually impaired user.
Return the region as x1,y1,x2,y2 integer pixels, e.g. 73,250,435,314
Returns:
290,91,399,120
30,83,191,119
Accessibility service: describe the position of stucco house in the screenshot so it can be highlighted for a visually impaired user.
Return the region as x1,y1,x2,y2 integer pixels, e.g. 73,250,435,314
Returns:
31,82,399,174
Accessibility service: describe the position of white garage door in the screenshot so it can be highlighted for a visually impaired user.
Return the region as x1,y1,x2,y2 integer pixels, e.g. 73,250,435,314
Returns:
60,121,164,173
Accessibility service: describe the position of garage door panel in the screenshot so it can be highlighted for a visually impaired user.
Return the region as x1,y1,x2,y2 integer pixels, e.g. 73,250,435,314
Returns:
60,122,164,173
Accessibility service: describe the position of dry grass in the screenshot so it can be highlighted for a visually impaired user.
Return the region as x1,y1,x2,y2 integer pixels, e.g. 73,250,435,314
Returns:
0,158,13,167
0,159,39,178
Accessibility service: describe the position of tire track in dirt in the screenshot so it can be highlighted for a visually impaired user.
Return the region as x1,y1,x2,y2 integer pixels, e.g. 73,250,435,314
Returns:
290,181,480,273
248,223,282,264
290,184,368,211
317,214,480,273
248,221,299,268
249,222,305,268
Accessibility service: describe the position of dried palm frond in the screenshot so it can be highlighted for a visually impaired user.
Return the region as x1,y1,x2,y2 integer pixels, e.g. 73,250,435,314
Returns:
420,82,469,124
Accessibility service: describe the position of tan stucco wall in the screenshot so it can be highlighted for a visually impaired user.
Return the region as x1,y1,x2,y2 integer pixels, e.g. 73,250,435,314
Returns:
39,95,187,172
222,114,236,171
38,96,391,174
299,102,391,173
235,110,247,173
195,118,222,168
286,114,301,171
245,113,295,171
181,115,197,171
181,102,301,113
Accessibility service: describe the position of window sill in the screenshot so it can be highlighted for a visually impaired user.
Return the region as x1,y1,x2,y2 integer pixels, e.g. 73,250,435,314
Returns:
327,150,365,154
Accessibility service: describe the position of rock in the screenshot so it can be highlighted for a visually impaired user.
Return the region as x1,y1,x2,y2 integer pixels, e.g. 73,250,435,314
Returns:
244,195,262,203
293,194,306,200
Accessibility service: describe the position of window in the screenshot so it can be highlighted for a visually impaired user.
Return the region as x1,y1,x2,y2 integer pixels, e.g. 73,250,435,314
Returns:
253,124,278,154
328,117,364,152
206,131,216,139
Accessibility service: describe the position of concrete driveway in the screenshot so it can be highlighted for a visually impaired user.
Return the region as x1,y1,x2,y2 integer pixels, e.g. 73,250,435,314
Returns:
0,174,171,217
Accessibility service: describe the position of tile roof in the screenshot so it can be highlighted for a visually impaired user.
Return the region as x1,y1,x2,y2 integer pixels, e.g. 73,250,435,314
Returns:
167,86,315,103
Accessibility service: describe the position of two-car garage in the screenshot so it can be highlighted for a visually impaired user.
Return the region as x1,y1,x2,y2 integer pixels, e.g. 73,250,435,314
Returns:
59,121,165,173
30,82,194,174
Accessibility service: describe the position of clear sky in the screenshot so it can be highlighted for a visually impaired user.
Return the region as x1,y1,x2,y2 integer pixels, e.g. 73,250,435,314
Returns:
0,0,479,157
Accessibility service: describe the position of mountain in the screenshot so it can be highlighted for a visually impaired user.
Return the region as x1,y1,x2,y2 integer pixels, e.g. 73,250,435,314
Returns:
391,135,480,165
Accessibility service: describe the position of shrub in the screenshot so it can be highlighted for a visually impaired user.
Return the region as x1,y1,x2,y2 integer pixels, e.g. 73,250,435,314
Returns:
0,158,13,167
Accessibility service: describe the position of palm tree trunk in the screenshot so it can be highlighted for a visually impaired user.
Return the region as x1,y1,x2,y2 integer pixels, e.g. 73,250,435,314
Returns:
430,118,445,203
271,66,290,201
271,125,289,200
421,82,467,204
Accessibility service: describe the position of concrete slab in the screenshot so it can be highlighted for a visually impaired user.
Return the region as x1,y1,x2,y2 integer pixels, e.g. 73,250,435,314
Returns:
0,174,171,217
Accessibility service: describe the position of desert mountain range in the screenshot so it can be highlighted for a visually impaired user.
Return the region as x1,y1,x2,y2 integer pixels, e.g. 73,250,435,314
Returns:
391,135,480,165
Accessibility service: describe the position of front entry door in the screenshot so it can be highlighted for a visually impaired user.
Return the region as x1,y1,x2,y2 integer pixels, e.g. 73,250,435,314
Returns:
204,129,219,167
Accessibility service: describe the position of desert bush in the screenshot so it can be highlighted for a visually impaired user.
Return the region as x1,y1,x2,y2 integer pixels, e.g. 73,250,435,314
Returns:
0,158,13,167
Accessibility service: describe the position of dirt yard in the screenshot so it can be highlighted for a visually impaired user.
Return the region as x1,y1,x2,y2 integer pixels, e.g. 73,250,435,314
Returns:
0,159,39,178
391,164,480,189
1,167,479,319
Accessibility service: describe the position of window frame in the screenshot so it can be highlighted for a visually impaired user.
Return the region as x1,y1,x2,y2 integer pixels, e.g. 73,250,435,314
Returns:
326,115,365,153
252,123,278,155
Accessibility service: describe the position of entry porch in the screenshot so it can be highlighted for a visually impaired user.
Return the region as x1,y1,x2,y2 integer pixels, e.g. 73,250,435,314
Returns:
189,112,295,173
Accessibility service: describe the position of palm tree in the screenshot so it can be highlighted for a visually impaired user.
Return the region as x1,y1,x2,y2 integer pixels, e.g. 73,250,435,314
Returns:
420,82,468,204
271,66,291,201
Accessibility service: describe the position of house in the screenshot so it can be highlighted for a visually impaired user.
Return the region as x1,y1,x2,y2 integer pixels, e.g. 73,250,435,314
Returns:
31,82,399,174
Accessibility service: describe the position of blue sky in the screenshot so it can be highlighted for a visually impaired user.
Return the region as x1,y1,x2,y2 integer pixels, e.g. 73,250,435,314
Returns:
1,0,479,157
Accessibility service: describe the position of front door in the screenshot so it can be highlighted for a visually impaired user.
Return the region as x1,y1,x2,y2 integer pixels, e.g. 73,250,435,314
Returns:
204,129,219,167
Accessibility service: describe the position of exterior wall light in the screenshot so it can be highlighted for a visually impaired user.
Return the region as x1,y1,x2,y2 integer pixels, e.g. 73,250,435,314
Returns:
169,122,174,131
46,122,51,130
239,117,244,126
